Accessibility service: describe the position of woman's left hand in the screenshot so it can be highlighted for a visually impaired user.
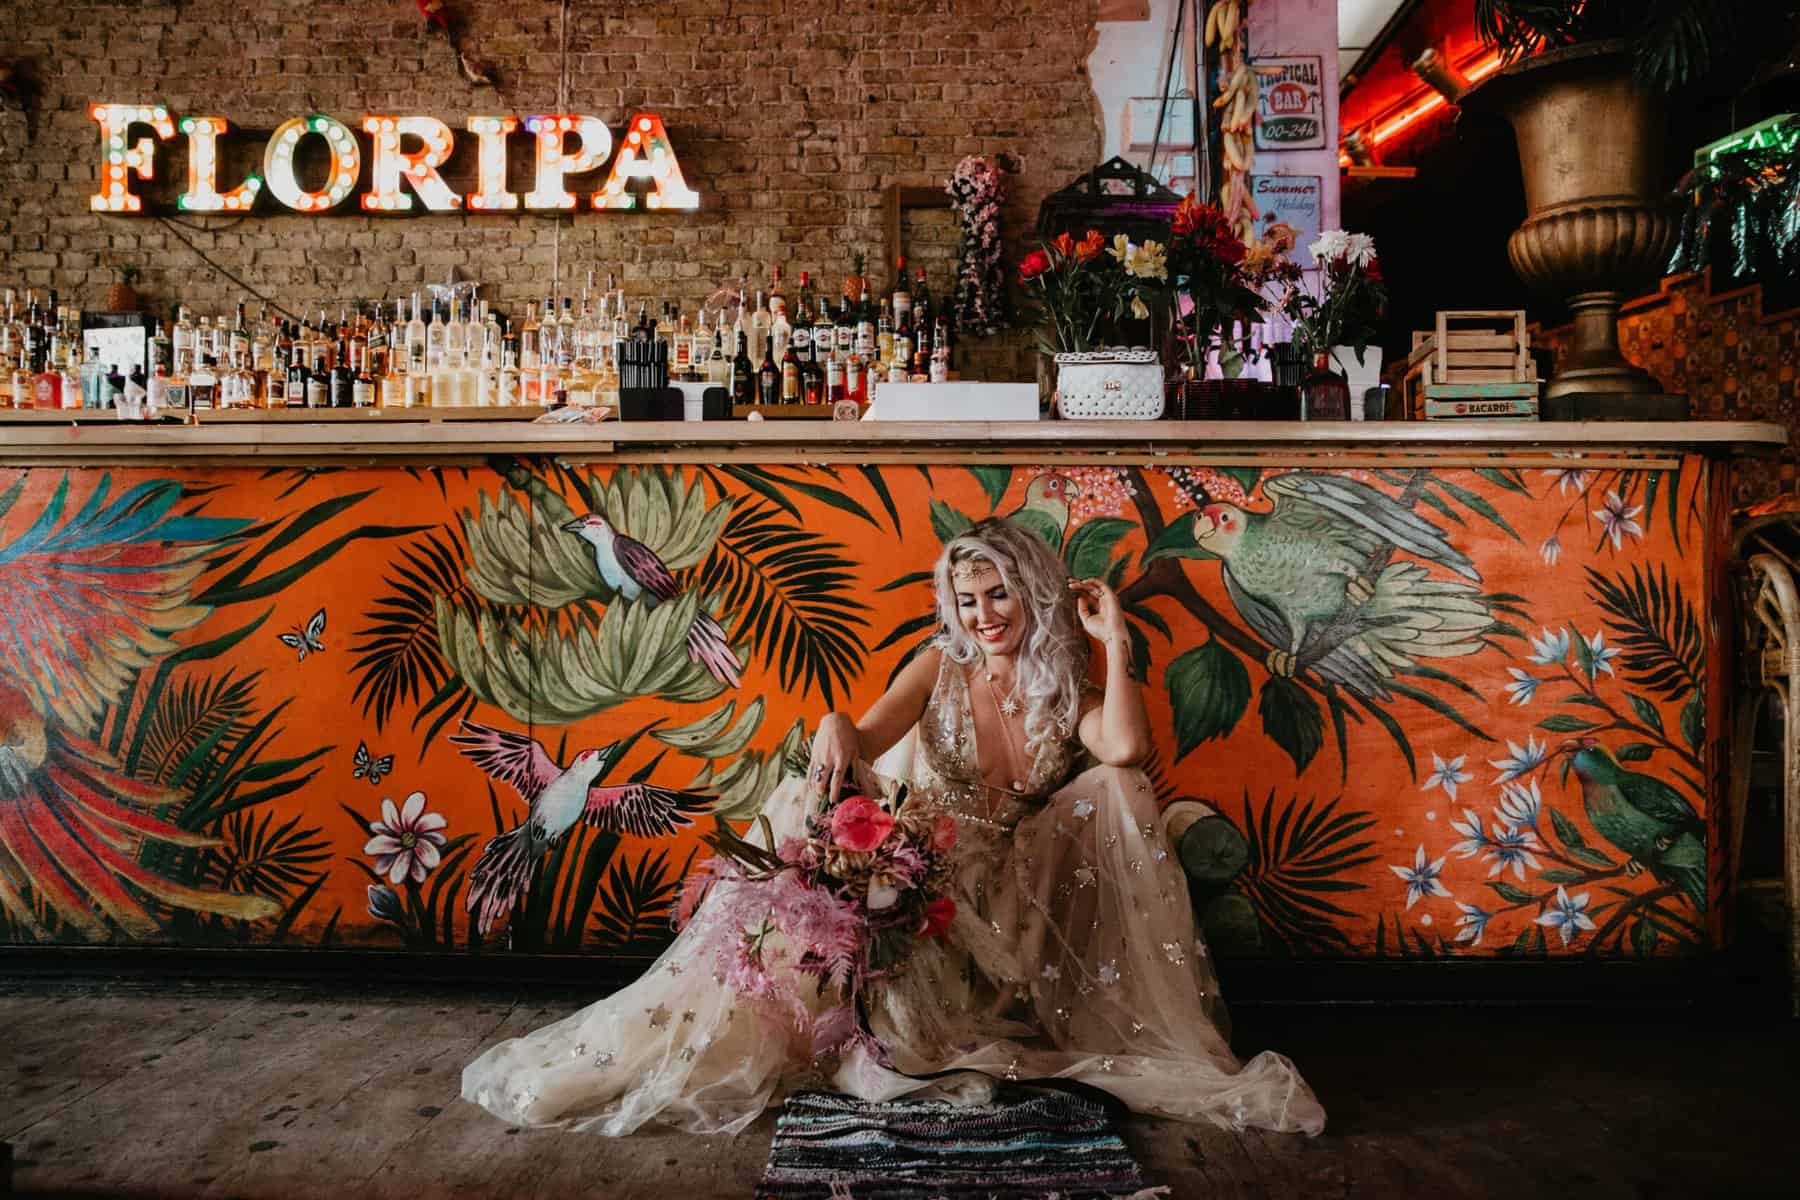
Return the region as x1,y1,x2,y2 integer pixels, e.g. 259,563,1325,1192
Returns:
1070,577,1129,650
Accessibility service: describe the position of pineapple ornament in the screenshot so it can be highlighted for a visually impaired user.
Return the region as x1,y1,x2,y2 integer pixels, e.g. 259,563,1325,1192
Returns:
105,264,140,312
844,252,867,306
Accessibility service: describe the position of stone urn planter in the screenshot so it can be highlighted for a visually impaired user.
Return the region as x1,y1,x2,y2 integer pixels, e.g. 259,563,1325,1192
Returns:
1463,40,1684,419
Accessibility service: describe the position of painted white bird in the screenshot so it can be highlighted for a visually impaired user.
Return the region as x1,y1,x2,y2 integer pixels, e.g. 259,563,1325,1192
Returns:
561,512,743,687
454,720,712,934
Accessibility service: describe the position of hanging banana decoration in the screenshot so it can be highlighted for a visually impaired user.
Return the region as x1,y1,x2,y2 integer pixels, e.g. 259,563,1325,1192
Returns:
1205,0,1258,241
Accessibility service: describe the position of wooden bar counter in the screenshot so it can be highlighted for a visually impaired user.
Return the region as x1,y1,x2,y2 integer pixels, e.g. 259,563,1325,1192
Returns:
0,418,1781,986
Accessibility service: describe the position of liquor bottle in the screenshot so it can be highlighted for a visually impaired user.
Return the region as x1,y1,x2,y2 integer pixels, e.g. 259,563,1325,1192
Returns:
749,290,770,360
756,335,780,407
442,296,466,369
672,305,692,377
352,339,376,408
813,297,836,370
150,319,172,381
306,355,329,409
826,346,846,404
405,293,427,377
80,345,105,408
789,293,811,363
731,331,755,409
425,298,447,372
780,332,802,404
876,298,893,369
32,339,62,410
930,321,950,384
768,265,786,323
938,315,956,377
706,328,729,387
484,303,503,369
891,306,913,383
0,289,18,363
835,296,855,360
189,354,219,411
379,345,406,409
367,303,389,378
846,346,866,405
691,308,711,380
914,266,932,330
732,284,750,348
223,345,257,409
802,337,825,405
230,301,250,367
770,295,792,367
172,305,195,374
891,256,912,329
497,341,520,407
328,338,354,408
912,311,933,378
9,349,32,410
557,297,576,369
123,364,145,415
284,338,308,407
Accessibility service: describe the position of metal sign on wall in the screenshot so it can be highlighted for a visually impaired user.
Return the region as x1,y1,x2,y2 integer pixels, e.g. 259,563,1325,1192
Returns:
1251,57,1325,151
1250,174,1322,264
88,104,700,215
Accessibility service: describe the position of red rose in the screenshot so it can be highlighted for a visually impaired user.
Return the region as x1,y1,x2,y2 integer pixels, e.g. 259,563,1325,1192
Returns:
828,794,895,853
1018,249,1052,281
920,896,956,938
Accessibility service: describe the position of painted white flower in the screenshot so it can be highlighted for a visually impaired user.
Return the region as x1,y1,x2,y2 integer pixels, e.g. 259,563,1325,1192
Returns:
1539,535,1562,566
1491,735,1548,784
1097,960,1121,986
1041,963,1062,982
1541,467,1596,497
1496,778,1543,830
1454,902,1492,946
1528,626,1570,666
1072,798,1095,820
1585,630,1621,676
1342,232,1377,267
1390,844,1452,909
1423,752,1473,800
1310,229,1350,261
1535,886,1598,946
1504,667,1540,705
364,791,447,884
1594,490,1644,550
1449,809,1488,859
1484,824,1543,882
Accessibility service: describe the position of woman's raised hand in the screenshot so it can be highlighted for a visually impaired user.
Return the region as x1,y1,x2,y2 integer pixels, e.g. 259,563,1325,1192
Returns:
807,712,859,803
1069,577,1128,649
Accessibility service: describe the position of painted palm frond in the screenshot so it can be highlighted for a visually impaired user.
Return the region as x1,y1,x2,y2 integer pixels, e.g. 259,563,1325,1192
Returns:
349,527,472,733
1585,564,1702,699
200,809,331,900
133,669,259,787
699,500,871,709
590,846,694,951
1236,790,1379,954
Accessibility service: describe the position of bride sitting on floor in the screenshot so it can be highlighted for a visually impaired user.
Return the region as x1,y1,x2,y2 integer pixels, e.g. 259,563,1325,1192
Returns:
462,516,1326,1137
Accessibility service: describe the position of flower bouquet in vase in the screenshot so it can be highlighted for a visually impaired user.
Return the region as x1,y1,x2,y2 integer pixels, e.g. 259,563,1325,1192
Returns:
681,771,959,1060
1018,228,1166,418
1277,229,1388,420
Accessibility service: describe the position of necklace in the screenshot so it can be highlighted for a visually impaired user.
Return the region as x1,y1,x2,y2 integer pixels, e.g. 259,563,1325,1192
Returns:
982,668,1028,794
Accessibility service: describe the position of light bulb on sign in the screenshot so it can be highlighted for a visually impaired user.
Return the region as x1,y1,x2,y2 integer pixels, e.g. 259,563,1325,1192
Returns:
466,116,519,210
177,116,262,213
88,103,175,213
523,114,611,210
362,115,462,212
263,114,362,213
591,112,699,211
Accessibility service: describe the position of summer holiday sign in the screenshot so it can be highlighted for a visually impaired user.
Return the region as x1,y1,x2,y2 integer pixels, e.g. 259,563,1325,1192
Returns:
1250,174,1322,265
1252,56,1325,151
87,105,701,215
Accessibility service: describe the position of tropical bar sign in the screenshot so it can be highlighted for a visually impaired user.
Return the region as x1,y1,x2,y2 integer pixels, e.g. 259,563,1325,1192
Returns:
88,105,701,215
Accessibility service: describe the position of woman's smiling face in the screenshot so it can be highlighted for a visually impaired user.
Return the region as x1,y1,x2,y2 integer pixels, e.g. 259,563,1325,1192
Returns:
953,561,1024,656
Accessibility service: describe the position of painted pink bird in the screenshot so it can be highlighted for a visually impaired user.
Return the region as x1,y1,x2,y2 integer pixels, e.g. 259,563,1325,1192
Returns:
561,512,743,688
452,720,713,934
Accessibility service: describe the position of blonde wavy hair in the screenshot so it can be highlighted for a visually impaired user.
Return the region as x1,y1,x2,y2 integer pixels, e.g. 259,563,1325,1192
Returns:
933,518,1087,762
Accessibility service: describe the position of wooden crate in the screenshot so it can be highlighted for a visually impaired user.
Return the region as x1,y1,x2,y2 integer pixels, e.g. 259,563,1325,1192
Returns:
1403,310,1537,416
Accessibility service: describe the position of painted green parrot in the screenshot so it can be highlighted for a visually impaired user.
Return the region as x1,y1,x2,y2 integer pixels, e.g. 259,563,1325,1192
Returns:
1005,472,1080,550
1143,471,1490,698
1557,737,1707,911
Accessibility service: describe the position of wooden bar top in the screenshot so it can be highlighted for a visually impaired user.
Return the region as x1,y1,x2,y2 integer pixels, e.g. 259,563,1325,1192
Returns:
0,417,1784,466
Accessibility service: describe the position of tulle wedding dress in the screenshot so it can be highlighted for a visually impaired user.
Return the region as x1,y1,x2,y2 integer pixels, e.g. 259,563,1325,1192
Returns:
462,656,1326,1136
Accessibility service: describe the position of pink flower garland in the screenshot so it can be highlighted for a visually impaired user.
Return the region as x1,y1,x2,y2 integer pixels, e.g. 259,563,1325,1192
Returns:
947,155,1011,337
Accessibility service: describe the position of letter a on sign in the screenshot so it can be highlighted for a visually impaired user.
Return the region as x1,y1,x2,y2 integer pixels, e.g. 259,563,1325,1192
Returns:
592,113,700,210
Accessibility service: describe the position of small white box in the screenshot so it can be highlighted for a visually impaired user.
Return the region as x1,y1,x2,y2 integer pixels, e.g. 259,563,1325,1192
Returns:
1127,95,1196,149
865,382,1040,422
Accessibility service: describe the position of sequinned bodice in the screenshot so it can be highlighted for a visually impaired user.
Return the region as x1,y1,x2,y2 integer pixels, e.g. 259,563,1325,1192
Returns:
914,654,1075,832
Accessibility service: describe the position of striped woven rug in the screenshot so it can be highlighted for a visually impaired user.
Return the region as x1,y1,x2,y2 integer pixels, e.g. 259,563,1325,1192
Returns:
753,1088,1167,1199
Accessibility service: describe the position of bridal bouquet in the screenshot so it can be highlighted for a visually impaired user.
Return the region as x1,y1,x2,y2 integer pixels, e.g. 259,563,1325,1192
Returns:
679,783,959,1057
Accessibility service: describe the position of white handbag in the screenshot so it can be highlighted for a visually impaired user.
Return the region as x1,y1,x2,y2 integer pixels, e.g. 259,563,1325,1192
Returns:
1053,348,1165,419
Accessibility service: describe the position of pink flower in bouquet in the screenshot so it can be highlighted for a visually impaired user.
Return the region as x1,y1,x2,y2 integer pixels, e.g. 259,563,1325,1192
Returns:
888,844,928,887
930,813,958,853
777,836,821,870
921,896,956,939
829,794,895,853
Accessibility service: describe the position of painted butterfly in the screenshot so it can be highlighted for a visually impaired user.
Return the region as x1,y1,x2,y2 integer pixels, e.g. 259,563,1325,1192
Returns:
353,741,394,786
278,608,326,661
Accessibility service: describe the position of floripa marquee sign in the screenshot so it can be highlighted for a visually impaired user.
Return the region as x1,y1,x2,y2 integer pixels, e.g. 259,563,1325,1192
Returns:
90,105,700,215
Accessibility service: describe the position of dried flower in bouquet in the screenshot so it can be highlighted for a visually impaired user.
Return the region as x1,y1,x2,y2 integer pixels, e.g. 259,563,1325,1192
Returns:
947,156,1011,337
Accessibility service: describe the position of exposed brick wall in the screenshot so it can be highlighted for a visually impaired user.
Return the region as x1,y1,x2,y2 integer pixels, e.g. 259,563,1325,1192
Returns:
0,0,1103,382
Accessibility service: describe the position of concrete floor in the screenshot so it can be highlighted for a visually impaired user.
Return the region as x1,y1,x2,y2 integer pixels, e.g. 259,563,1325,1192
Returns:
4,981,1798,1199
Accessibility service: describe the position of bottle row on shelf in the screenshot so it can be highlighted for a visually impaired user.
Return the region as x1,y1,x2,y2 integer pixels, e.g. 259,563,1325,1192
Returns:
0,257,961,416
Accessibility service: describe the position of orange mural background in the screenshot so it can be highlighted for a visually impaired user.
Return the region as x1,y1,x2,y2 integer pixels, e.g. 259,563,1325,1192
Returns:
0,455,1722,963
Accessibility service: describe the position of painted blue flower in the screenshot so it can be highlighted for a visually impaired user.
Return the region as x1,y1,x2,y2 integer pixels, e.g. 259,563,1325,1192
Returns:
1485,824,1544,882
1527,626,1570,666
1504,667,1540,705
367,883,403,924
1449,809,1488,859
1535,886,1597,946
1454,902,1493,946
1496,778,1543,831
1423,752,1473,800
1490,735,1548,784
1390,844,1451,909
